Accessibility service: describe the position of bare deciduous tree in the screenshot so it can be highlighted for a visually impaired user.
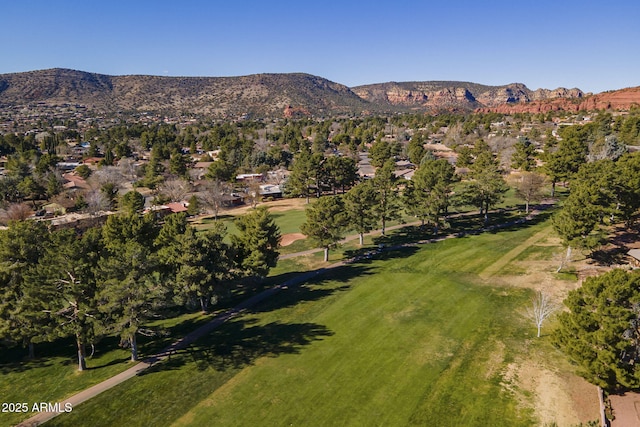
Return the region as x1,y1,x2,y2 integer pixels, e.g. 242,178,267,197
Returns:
244,181,262,209
90,166,125,190
200,179,229,220
525,290,557,338
514,172,547,214
159,178,191,202
0,203,34,224
118,158,139,182
553,245,573,273
84,190,111,215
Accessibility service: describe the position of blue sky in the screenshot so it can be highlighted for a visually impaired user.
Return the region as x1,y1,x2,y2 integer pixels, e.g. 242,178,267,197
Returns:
2,0,639,93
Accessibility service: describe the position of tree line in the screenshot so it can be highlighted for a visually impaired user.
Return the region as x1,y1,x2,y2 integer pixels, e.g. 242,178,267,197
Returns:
0,208,280,370
300,144,514,261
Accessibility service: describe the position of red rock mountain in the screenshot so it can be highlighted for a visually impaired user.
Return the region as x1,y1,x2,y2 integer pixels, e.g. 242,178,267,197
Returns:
478,87,640,114
351,81,585,111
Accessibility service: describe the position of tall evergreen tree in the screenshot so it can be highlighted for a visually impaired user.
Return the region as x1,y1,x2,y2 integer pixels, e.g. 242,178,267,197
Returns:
324,156,358,194
459,151,508,225
287,148,315,203
511,138,536,171
554,269,640,390
98,214,164,361
301,196,348,262
612,153,640,227
373,159,402,235
155,214,233,311
542,135,588,196
404,159,456,233
344,181,378,246
0,220,51,358
231,207,280,278
35,228,103,370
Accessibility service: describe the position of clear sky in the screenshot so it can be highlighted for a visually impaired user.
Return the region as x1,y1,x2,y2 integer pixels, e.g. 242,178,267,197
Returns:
2,0,639,93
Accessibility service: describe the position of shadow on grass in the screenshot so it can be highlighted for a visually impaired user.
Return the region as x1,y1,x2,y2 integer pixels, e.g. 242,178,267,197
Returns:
251,264,375,314
0,335,82,373
372,207,555,250
194,214,236,223
88,356,131,370
0,354,55,374
142,319,333,374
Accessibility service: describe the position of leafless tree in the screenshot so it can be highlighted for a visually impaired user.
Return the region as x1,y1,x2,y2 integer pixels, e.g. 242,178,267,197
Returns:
270,168,288,185
553,246,573,273
525,290,557,338
200,179,229,220
0,203,33,224
488,136,517,170
513,172,547,214
443,122,465,147
89,166,125,191
244,181,262,208
118,158,139,182
159,178,191,202
84,190,111,215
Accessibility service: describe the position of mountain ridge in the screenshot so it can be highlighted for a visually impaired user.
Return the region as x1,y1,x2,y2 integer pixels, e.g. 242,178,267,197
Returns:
0,68,633,118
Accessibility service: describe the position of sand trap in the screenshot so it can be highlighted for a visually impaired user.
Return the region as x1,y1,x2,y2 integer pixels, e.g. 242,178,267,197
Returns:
281,233,306,246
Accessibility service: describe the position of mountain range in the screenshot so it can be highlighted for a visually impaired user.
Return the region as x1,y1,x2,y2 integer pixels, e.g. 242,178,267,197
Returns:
0,68,637,118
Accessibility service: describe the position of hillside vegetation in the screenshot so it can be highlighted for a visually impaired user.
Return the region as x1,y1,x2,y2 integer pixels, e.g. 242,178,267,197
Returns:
0,68,590,118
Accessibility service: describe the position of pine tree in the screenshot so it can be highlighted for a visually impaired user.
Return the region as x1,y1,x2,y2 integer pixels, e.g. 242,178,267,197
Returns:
0,220,51,358
98,214,165,361
301,196,348,261
287,148,315,203
119,190,145,215
344,181,378,246
511,138,536,171
232,207,280,278
36,228,103,370
554,269,640,390
405,159,457,233
460,152,508,225
373,159,401,235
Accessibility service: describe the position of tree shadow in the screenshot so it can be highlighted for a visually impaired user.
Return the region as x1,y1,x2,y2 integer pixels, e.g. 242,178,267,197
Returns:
0,354,55,374
141,319,333,374
0,336,81,373
87,356,131,370
591,246,629,267
250,264,375,314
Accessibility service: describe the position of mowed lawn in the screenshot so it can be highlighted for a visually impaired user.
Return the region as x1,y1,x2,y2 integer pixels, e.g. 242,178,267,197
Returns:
47,222,547,427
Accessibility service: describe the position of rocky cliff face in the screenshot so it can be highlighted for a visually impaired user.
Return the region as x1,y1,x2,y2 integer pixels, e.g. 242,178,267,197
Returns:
351,81,584,111
477,87,640,114
351,82,480,109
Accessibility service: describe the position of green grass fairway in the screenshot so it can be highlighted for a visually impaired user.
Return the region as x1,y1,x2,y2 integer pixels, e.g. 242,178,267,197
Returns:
44,221,550,427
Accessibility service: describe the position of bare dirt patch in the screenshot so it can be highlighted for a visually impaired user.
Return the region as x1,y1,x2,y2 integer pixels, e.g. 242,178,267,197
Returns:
506,359,600,426
481,225,604,425
610,392,640,426
281,233,306,247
